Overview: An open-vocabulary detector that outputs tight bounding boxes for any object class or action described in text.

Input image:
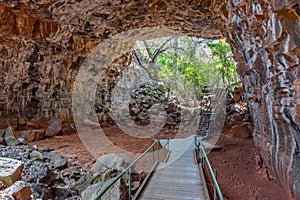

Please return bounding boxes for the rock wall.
[0,0,300,198]
[212,0,300,198]
[0,0,220,123]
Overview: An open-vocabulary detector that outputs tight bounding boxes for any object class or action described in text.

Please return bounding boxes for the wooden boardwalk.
[139,136,209,200]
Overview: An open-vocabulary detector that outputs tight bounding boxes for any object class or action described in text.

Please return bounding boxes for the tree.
[207,39,239,86]
[132,36,239,101]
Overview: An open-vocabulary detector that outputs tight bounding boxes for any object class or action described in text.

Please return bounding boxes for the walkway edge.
[132,161,159,200]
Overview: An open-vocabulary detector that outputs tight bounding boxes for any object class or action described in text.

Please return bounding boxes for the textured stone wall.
[0,0,220,122]
[212,0,300,198]
[0,0,300,198]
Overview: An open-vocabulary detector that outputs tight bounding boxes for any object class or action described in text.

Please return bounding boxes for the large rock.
[4,126,13,139]
[21,130,45,142]
[46,117,62,137]
[81,178,128,200]
[3,181,32,200]
[0,137,5,145]
[0,194,14,200]
[22,160,54,186]
[229,123,253,139]
[29,183,52,200]
[0,158,23,186]
[75,154,132,193]
[25,120,40,129]
[80,181,106,200]
[75,172,94,194]
[5,136,25,146]
[91,154,132,173]
[54,158,68,170]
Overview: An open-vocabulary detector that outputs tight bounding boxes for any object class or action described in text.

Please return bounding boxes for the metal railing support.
[199,145,223,200]
[214,169,217,200]
[152,145,155,166]
[157,144,159,162]
[128,168,131,198]
[93,140,159,200]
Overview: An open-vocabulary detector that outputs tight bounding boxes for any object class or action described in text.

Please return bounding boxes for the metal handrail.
[93,140,159,200]
[199,144,224,200]
[162,138,170,162]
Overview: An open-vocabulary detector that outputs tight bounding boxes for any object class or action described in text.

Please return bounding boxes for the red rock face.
[0,3,58,39]
[0,0,300,198]
[214,0,300,198]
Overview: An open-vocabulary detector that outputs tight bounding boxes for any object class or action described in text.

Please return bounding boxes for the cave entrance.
[109,36,240,140]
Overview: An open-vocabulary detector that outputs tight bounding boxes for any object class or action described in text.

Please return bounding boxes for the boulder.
[3,181,32,200]
[30,183,52,200]
[21,130,45,142]
[52,186,78,199]
[0,150,22,160]
[0,157,23,186]
[0,194,14,200]
[21,131,35,142]
[23,161,54,186]
[5,136,21,146]
[91,154,132,173]
[46,117,62,137]
[76,154,132,196]
[75,171,94,193]
[35,130,45,141]
[4,126,13,139]
[229,123,253,139]
[81,178,128,200]
[61,167,82,181]
[80,181,105,200]
[25,120,40,129]
[0,137,5,145]
[29,151,43,159]
[54,158,68,170]
[38,121,49,129]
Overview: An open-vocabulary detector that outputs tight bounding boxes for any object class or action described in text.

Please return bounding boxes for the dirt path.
[29,126,155,171]
[207,135,289,200]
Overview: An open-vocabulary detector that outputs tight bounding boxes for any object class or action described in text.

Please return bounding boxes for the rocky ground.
[0,127,85,199]
[0,126,145,199]
[0,88,291,199]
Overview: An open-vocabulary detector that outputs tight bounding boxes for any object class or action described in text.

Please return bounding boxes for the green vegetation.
[133,36,239,100]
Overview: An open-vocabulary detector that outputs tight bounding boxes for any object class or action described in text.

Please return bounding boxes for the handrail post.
[152,145,155,166]
[128,167,131,199]
[157,141,159,162]
[214,169,217,200]
[201,146,204,169]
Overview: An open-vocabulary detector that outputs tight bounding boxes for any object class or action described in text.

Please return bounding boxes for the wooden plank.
[133,161,158,200]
